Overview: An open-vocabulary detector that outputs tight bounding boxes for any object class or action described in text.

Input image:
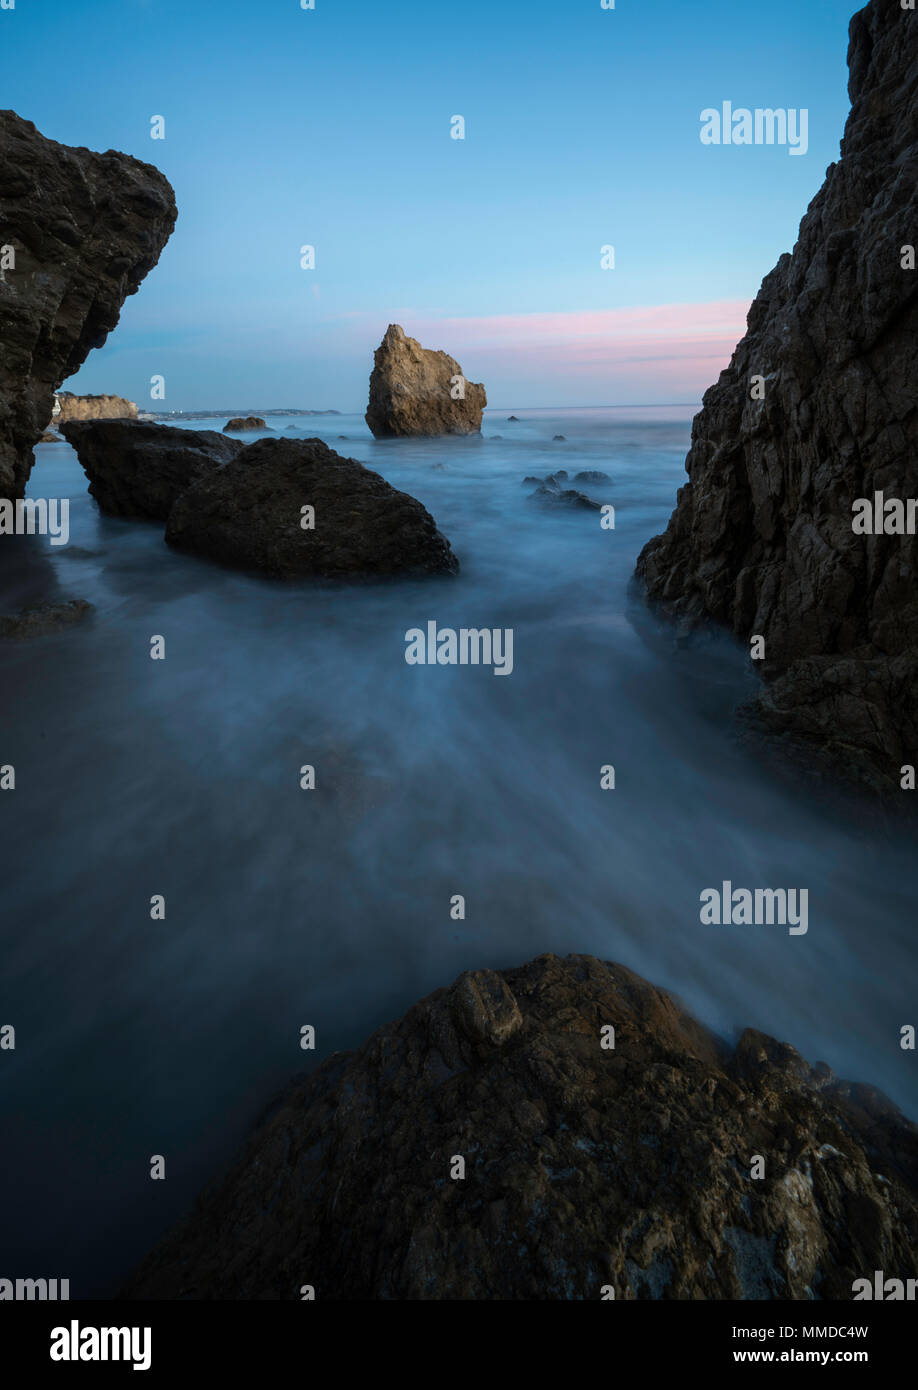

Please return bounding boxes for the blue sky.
[3,0,858,409]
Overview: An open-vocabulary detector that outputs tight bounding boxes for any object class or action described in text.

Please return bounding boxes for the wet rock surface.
[635,0,918,795]
[121,952,918,1300]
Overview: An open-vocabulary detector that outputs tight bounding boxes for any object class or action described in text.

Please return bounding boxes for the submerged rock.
[574,470,610,483]
[61,420,243,520]
[365,324,486,438]
[0,111,176,501]
[39,432,62,444]
[635,0,918,795]
[223,416,267,433]
[165,436,459,579]
[0,598,93,639]
[121,952,918,1300]
[530,485,601,511]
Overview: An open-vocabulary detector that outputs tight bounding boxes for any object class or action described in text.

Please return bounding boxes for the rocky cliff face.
[51,393,137,426]
[122,953,918,1300]
[366,324,486,437]
[636,0,918,795]
[0,111,176,501]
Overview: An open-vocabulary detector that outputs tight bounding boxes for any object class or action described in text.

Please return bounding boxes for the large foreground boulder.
[61,419,242,520]
[0,111,176,501]
[122,952,918,1300]
[635,0,918,795]
[366,323,486,437]
[165,436,459,578]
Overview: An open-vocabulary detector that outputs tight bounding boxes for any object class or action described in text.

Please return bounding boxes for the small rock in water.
[507,415,519,421]
[0,599,93,640]
[530,485,601,511]
[39,431,63,443]
[224,416,268,433]
[548,470,568,482]
[553,434,566,441]
[490,434,503,440]
[573,469,610,483]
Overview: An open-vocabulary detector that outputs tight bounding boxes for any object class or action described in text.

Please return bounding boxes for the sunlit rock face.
[366,323,486,437]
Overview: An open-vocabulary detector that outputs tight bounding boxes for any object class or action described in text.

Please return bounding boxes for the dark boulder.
[120,953,918,1300]
[165,436,459,579]
[61,419,243,520]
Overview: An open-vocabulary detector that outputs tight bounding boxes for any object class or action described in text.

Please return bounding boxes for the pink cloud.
[326,300,752,402]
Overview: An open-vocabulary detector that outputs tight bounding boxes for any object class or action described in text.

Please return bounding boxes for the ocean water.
[1,405,916,1296]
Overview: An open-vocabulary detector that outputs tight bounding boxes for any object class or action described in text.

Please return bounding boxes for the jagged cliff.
[0,111,176,500]
[122,953,918,1300]
[636,0,918,795]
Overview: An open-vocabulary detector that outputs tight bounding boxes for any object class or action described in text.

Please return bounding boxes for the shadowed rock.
[120,952,918,1300]
[635,0,918,795]
[366,324,486,438]
[0,598,93,639]
[0,110,176,501]
[61,419,243,520]
[165,436,459,579]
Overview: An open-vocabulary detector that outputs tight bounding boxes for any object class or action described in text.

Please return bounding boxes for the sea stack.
[636,0,918,796]
[365,323,486,437]
[0,111,177,501]
[121,952,918,1300]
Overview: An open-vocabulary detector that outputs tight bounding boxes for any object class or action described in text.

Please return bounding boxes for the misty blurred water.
[1,406,915,1294]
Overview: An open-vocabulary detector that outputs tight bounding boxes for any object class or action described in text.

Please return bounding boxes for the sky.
[2,0,859,410]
